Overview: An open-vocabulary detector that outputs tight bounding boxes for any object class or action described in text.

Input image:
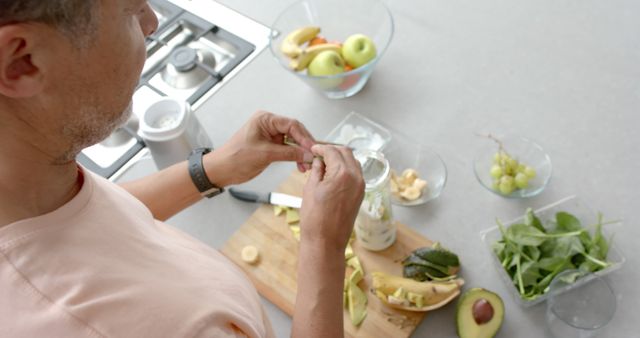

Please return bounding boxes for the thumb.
[307,157,325,185]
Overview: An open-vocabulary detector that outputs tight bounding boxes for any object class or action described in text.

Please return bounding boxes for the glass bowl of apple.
[269,0,394,99]
[473,134,552,198]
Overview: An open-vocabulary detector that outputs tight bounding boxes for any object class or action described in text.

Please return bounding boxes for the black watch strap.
[188,147,224,198]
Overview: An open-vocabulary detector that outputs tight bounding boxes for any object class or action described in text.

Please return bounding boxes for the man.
[0,1,364,337]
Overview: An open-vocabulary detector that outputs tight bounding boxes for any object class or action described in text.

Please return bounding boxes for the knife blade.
[228,188,302,209]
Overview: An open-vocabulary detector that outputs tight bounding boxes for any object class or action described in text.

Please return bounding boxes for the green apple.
[307,50,346,90]
[341,34,377,68]
[307,50,346,76]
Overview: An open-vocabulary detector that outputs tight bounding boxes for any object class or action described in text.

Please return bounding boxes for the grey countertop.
[118,0,639,337]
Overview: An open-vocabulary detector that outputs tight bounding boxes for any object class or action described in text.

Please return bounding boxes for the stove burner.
[161,45,217,90]
[170,46,198,72]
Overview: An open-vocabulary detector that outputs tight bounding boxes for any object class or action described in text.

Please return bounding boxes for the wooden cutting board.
[221,171,436,337]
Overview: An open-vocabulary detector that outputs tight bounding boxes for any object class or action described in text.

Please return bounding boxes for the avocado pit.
[472,298,494,325]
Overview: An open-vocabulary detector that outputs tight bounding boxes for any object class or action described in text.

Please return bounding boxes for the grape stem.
[476,133,507,153]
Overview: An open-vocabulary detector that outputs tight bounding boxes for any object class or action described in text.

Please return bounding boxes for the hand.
[299,145,365,254]
[204,111,316,186]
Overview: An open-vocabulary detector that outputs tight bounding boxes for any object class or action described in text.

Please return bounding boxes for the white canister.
[138,98,212,170]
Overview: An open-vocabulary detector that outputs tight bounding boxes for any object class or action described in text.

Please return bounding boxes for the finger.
[337,147,361,175]
[266,144,314,163]
[267,114,316,150]
[311,144,347,179]
[307,157,325,185]
[288,122,316,150]
[297,162,306,173]
[311,144,346,164]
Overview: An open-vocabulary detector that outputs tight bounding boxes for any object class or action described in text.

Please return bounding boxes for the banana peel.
[280,26,320,58]
[372,271,464,312]
[347,280,367,326]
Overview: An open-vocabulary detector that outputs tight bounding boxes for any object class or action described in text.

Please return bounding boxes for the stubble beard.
[54,101,133,164]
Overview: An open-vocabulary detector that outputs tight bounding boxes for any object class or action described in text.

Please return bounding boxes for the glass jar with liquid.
[354,150,396,251]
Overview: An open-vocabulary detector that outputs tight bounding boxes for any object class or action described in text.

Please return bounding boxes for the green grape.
[491,179,500,190]
[499,175,515,195]
[493,153,501,163]
[490,165,503,178]
[524,166,536,178]
[506,157,518,172]
[517,164,526,173]
[515,172,529,189]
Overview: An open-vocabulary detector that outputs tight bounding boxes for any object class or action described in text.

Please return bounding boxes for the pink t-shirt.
[0,168,274,338]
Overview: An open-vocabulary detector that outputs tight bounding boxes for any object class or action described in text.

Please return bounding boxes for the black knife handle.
[228,188,270,204]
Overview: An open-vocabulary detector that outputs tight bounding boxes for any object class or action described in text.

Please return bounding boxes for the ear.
[0,25,43,98]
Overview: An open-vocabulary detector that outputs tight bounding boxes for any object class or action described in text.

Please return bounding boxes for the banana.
[288,43,342,71]
[280,26,321,58]
[372,271,465,312]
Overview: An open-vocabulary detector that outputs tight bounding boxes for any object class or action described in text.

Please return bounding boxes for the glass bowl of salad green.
[480,195,625,307]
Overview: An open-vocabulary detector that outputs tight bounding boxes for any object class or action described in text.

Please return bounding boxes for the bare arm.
[120,111,315,221]
[118,150,233,221]
[292,146,365,338]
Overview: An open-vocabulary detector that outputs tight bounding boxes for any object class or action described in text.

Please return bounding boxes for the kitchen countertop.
[118,0,640,337]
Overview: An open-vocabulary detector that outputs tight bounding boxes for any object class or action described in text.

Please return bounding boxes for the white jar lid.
[138,98,191,142]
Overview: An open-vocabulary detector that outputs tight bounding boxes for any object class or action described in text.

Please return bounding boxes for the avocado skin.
[402,247,461,281]
[413,247,460,267]
[456,288,505,338]
[403,264,448,281]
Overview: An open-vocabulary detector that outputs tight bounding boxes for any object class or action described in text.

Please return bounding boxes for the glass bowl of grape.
[473,134,552,198]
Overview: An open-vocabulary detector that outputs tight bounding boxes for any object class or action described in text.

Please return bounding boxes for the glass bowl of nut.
[383,133,447,206]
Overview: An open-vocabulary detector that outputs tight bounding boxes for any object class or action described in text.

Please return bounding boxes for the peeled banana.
[280,26,321,58]
[372,271,464,312]
[289,43,341,71]
[241,245,260,265]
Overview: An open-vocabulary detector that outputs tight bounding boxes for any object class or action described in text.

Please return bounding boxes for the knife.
[228,188,303,209]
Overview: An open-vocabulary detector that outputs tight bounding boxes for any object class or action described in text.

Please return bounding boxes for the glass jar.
[354,150,396,251]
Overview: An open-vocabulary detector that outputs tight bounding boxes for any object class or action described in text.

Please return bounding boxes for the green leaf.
[537,258,572,291]
[523,245,541,262]
[552,236,584,257]
[524,208,545,233]
[556,211,592,247]
[493,241,506,257]
[558,270,584,284]
[593,213,610,259]
[556,212,582,231]
[539,238,557,258]
[520,261,542,287]
[506,224,548,246]
[536,257,567,273]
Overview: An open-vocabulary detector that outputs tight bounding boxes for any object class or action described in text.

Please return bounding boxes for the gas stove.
[78,0,271,179]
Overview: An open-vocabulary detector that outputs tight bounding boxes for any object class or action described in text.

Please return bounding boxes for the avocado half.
[456,288,504,338]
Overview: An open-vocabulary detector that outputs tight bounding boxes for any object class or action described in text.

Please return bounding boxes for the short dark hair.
[0,0,98,42]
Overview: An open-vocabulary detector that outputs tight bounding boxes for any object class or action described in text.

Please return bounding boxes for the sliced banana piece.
[390,167,428,201]
[413,178,428,191]
[402,169,419,185]
[400,186,421,200]
[241,245,260,265]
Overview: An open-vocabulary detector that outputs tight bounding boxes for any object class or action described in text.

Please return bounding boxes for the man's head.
[0,0,158,163]
[0,1,98,44]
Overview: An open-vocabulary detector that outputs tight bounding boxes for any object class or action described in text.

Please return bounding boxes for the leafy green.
[493,209,615,301]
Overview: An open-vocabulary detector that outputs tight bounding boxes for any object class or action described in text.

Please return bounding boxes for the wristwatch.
[188,147,225,198]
